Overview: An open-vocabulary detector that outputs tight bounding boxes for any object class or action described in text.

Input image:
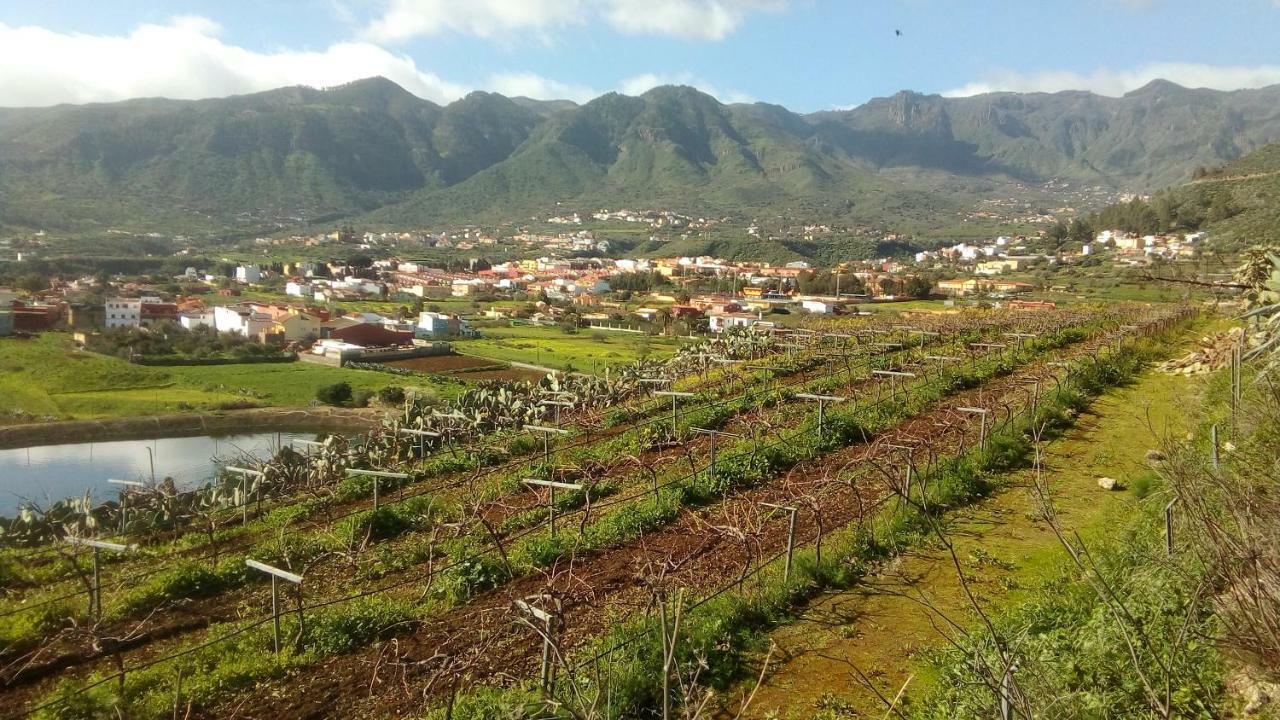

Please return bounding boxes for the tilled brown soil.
[0,343,915,710]
[194,327,1142,720]
[0,338,930,705]
[3,310,1160,718]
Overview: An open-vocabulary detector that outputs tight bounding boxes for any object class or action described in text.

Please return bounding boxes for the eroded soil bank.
[0,406,383,450]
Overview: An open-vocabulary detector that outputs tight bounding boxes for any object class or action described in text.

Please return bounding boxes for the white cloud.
[363,0,785,42]
[364,0,586,42]
[604,0,786,41]
[0,16,759,109]
[620,72,755,103]
[943,62,1280,98]
[0,16,470,107]
[486,72,598,103]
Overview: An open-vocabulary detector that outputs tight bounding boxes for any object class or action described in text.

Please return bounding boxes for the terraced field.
[0,305,1194,719]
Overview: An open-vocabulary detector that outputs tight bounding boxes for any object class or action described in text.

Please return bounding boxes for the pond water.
[0,433,316,516]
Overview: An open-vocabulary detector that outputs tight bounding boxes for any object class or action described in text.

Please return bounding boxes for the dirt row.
[0,310,1149,717]
[0,334,940,697]
[198,320,1161,720]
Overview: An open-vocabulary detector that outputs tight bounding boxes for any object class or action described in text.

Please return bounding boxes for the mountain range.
[3,76,1280,236]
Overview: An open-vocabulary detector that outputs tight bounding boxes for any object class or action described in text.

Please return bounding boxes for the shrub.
[301,598,418,656]
[351,388,374,408]
[315,381,353,406]
[376,385,405,405]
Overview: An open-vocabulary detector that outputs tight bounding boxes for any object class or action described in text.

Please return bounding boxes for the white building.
[213,305,273,337]
[285,280,313,297]
[179,310,214,330]
[708,312,767,333]
[105,298,142,328]
[236,265,262,284]
[801,299,833,315]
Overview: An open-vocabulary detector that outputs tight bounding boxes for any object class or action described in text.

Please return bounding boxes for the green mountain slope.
[1180,141,1280,246]
[0,78,541,232]
[3,77,1280,235]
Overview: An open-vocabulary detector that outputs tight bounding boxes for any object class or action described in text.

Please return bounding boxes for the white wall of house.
[105,298,142,328]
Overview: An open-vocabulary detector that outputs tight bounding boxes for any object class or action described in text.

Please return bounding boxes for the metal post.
[516,600,555,693]
[1211,424,1220,471]
[523,479,583,537]
[226,466,264,524]
[885,444,915,500]
[1165,498,1177,556]
[760,502,798,581]
[796,393,847,440]
[691,427,742,488]
[92,548,101,618]
[107,478,144,534]
[1000,663,1017,720]
[526,425,569,468]
[958,407,990,451]
[654,392,694,435]
[344,469,410,513]
[246,559,303,655]
[66,537,135,620]
[271,575,280,654]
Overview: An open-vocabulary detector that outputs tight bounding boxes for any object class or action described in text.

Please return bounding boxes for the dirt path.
[731,367,1205,719]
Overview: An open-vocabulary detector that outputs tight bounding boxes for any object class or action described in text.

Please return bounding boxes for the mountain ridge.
[3,76,1280,235]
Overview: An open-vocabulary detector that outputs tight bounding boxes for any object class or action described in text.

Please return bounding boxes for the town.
[0,218,1208,363]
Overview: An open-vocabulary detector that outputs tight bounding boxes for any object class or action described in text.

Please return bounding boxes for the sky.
[1,0,1279,111]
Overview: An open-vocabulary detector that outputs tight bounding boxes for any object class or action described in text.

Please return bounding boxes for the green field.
[454,324,685,371]
[0,334,454,422]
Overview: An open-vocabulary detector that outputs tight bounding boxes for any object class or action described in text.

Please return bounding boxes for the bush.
[315,382,353,406]
[351,388,374,408]
[377,386,405,405]
[301,598,418,656]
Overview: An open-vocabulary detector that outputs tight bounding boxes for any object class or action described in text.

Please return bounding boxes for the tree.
[905,276,933,298]
[1068,218,1093,245]
[16,273,46,293]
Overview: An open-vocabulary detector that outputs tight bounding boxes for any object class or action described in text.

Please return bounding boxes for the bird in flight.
[895,29,903,36]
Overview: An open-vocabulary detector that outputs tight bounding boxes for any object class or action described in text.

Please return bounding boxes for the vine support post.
[1000,662,1019,720]
[760,502,799,581]
[1165,497,1179,556]
[795,393,847,441]
[1047,361,1070,392]
[523,479,582,537]
[654,391,694,435]
[885,444,917,502]
[65,538,135,620]
[692,427,743,490]
[1211,423,1220,471]
[399,428,440,460]
[872,369,916,403]
[525,424,569,469]
[246,559,303,654]
[958,407,990,452]
[107,478,145,535]
[516,599,557,693]
[345,469,410,512]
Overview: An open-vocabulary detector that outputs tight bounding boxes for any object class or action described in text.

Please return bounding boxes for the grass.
[739,363,1208,717]
[0,334,455,422]
[453,324,685,371]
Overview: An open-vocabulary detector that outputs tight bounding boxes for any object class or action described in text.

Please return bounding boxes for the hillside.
[3,78,1280,235]
[1182,141,1280,246]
